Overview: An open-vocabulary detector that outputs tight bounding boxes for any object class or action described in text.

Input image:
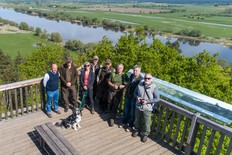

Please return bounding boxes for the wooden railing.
[0,78,45,121]
[152,99,232,155]
[0,78,232,154]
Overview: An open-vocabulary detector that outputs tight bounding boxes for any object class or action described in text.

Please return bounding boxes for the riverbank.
[162,33,232,47]
[0,24,29,34]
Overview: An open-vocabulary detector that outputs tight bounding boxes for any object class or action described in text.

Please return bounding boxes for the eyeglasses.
[144,77,151,80]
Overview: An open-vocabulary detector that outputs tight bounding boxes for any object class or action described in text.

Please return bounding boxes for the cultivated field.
[80,7,171,14]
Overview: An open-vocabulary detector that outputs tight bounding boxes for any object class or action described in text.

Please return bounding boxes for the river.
[1,8,232,62]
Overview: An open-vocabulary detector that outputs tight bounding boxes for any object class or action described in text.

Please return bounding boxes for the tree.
[14,52,25,81]
[35,27,42,36]
[19,45,65,79]
[87,36,115,66]
[50,32,62,43]
[65,40,84,52]
[19,22,29,30]
[0,49,17,84]
[40,29,48,39]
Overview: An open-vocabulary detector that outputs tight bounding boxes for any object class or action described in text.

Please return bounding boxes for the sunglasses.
[85,65,90,67]
[105,63,110,65]
[144,77,151,80]
[93,59,98,60]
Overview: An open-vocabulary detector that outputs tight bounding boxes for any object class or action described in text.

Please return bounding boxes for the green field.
[0,33,52,58]
[30,3,232,39]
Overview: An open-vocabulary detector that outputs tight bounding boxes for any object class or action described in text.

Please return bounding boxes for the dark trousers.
[80,89,94,109]
[123,96,136,127]
[62,85,78,109]
[108,91,123,119]
[93,81,97,100]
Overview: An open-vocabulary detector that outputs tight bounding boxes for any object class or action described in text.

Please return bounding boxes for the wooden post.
[40,79,45,110]
[185,112,200,155]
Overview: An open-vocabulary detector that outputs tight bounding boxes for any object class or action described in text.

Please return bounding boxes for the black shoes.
[64,108,68,113]
[132,131,139,137]
[55,110,61,114]
[132,132,148,142]
[141,136,148,143]
[47,113,52,118]
[90,108,95,114]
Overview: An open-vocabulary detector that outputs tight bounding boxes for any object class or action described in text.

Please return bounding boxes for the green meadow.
[34,3,232,39]
[0,33,52,58]
[66,10,232,39]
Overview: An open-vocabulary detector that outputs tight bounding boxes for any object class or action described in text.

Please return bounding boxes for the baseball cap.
[65,57,72,63]
[105,59,111,64]
[93,55,99,60]
[84,61,91,66]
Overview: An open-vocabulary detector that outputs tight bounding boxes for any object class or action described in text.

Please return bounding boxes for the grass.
[65,10,232,38]
[0,33,52,58]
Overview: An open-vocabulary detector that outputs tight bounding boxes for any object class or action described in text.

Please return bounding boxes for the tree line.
[1,31,232,105]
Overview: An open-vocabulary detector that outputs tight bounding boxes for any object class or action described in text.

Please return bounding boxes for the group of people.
[43,56,160,143]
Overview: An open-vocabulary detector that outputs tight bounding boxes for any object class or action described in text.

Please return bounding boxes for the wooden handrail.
[0,78,42,91]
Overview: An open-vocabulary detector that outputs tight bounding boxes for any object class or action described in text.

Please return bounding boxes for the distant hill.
[78,0,231,4]
[2,0,231,4]
[136,0,231,3]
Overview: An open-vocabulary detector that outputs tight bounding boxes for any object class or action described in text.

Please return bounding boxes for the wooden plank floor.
[0,106,179,155]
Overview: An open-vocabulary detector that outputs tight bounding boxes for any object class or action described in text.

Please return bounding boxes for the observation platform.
[0,106,178,155]
[1,77,232,155]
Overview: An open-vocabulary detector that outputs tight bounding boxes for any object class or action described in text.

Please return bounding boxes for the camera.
[139,98,144,104]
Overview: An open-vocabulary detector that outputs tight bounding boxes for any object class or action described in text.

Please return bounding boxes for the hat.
[93,55,99,60]
[105,59,111,64]
[84,61,90,66]
[65,57,72,63]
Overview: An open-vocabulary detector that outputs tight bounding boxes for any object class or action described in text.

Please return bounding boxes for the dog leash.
[78,90,88,113]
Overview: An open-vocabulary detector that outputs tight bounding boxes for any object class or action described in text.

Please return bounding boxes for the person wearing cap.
[80,61,95,114]
[59,56,78,112]
[96,59,115,113]
[90,56,102,101]
[107,63,129,127]
[132,73,160,143]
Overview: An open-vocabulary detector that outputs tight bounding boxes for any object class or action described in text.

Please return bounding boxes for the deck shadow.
[27,130,48,155]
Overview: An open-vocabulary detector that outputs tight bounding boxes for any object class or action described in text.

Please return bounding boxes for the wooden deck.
[0,106,179,155]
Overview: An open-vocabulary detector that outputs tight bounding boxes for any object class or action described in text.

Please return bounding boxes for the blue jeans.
[46,90,59,114]
[123,96,136,127]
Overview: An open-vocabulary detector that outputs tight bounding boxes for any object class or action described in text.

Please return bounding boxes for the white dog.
[54,110,81,131]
